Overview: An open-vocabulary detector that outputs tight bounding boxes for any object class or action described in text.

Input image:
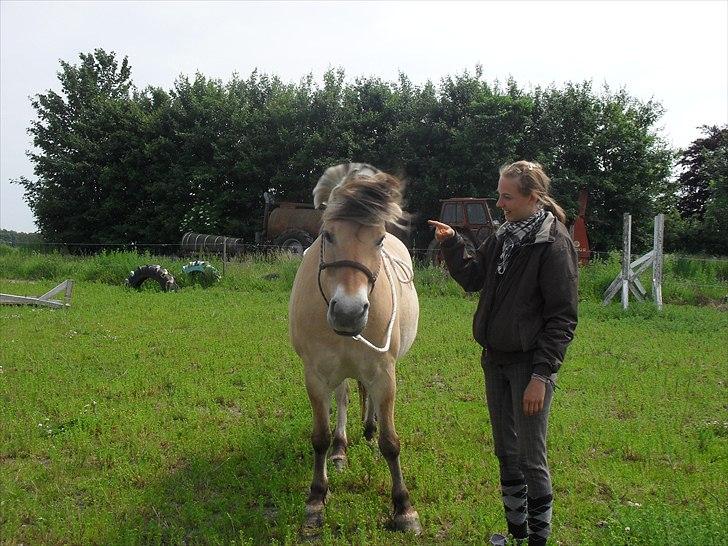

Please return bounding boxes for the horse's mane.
[314,163,405,228]
[313,163,381,209]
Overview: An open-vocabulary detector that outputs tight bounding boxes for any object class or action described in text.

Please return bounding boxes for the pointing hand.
[428,220,455,242]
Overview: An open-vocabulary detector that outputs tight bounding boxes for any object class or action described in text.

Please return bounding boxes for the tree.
[677,125,727,219]
[16,51,677,252]
[0,229,44,246]
[15,49,145,245]
[674,125,728,254]
[524,84,675,252]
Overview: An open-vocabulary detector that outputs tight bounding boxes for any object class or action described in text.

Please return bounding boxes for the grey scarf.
[496,209,546,275]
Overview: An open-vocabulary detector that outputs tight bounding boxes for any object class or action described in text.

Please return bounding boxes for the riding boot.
[501,478,528,541]
[527,493,553,546]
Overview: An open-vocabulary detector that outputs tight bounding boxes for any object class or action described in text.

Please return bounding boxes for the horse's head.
[317,169,405,336]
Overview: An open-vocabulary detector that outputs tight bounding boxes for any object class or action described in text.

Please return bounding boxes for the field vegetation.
[1,249,726,544]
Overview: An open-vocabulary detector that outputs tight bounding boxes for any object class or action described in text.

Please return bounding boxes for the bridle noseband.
[317,235,382,307]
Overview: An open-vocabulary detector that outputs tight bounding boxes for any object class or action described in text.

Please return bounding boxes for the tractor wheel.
[273,229,314,255]
[126,265,179,292]
[182,260,221,286]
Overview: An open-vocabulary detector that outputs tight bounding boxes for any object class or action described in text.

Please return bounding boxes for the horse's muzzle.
[327,297,369,336]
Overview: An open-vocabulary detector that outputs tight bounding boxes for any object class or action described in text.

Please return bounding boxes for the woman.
[428,161,578,546]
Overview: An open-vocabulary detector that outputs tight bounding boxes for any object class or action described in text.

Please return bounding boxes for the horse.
[288,163,421,535]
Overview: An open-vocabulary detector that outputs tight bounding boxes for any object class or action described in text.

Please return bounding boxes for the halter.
[317,235,382,307]
[317,234,412,353]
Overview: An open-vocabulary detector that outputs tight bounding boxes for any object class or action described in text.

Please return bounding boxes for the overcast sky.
[1,0,726,232]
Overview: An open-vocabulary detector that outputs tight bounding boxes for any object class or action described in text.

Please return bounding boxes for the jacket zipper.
[490,230,552,318]
[491,246,529,317]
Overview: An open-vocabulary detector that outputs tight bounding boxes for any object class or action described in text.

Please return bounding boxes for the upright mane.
[313,163,381,209]
[322,169,404,228]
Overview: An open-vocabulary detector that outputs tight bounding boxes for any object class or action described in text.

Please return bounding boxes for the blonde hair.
[323,171,404,228]
[499,160,566,224]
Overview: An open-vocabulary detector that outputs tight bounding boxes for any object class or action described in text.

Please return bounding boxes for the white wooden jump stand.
[603,213,664,310]
[0,280,74,309]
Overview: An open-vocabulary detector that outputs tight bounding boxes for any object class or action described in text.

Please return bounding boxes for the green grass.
[1,254,727,545]
[1,244,726,305]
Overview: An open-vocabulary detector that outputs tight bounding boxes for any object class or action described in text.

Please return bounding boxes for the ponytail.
[539,195,566,224]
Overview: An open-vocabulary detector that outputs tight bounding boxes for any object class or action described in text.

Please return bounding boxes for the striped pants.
[482,351,555,544]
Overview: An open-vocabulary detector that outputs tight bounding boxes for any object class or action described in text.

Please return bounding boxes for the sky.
[1,0,726,233]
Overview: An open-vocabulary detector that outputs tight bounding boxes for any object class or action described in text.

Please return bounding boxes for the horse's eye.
[324,231,333,243]
[376,236,385,247]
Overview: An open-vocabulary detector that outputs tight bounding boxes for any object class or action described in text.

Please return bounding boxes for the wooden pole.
[621,213,631,310]
[652,213,664,310]
[64,279,74,306]
[222,238,227,277]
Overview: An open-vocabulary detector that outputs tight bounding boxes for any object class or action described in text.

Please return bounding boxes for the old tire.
[182,260,220,286]
[273,229,314,255]
[126,265,179,292]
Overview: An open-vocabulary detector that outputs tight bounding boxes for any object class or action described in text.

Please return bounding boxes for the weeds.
[1,245,726,305]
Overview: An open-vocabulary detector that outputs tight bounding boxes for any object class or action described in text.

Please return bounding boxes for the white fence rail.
[603,213,664,310]
[0,280,74,309]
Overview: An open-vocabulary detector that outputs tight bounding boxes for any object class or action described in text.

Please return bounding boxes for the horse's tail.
[313,162,381,209]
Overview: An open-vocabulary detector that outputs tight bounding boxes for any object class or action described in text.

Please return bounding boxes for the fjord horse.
[289,164,421,534]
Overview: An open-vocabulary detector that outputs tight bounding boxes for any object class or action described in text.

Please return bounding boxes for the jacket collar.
[517,211,555,247]
[534,211,555,243]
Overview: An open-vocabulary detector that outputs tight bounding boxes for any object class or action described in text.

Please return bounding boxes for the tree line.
[14,49,726,254]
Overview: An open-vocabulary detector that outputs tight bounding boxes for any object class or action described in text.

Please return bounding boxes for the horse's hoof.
[392,510,422,535]
[301,502,324,538]
[300,521,322,542]
[304,510,324,527]
[331,455,347,471]
[363,425,377,441]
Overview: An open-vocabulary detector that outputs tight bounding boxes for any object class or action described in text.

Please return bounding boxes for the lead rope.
[386,252,415,284]
[351,249,412,353]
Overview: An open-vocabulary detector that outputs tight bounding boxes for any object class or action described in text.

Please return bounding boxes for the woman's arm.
[532,233,579,377]
[428,220,489,293]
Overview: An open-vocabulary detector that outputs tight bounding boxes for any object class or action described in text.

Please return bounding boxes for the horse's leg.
[370,372,422,534]
[358,380,377,441]
[303,372,332,531]
[331,380,348,470]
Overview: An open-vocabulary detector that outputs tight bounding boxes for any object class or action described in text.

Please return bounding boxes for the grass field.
[1,251,727,545]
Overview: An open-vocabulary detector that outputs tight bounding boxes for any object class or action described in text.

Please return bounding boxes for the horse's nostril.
[362,303,369,314]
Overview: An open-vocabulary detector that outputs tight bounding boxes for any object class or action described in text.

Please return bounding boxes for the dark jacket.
[440,212,578,376]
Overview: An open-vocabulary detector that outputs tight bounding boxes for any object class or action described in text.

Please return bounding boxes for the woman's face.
[496,176,538,222]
